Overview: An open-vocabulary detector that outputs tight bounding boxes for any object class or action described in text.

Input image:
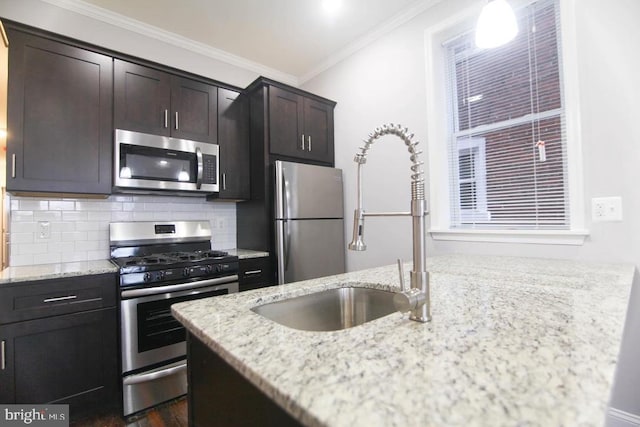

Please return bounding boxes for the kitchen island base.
[187,333,302,427]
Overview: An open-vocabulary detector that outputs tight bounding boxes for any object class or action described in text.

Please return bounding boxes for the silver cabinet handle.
[244,269,262,276]
[11,154,16,178]
[308,135,312,151]
[175,111,179,130]
[164,109,169,128]
[222,173,227,191]
[1,340,5,370]
[43,295,77,303]
[301,134,305,151]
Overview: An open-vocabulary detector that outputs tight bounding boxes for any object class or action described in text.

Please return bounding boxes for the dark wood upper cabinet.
[212,88,250,201]
[302,97,334,163]
[6,28,113,195]
[268,86,304,159]
[114,59,218,144]
[171,76,218,143]
[267,85,334,164]
[114,60,171,136]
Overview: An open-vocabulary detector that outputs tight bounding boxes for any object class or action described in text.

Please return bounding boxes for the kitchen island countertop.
[172,254,635,426]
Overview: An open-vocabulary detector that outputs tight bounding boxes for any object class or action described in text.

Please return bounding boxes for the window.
[425,0,586,244]
[455,138,490,223]
[445,0,568,230]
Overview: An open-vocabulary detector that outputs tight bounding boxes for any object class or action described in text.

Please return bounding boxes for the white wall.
[303,0,640,272]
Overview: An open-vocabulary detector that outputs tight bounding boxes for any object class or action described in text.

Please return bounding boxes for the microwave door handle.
[196,147,203,189]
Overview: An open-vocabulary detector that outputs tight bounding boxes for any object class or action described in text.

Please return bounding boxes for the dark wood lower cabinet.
[239,256,274,292]
[0,273,119,420]
[0,307,118,419]
[187,333,301,427]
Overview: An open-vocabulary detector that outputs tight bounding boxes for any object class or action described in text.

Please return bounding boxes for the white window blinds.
[444,0,569,230]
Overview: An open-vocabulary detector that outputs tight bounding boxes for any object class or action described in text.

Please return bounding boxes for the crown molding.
[39,0,299,86]
[299,0,443,84]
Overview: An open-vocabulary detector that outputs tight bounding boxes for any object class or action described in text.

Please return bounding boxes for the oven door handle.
[121,275,239,299]
[123,362,187,386]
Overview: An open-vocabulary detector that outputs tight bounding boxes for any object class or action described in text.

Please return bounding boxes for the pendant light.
[475,0,519,48]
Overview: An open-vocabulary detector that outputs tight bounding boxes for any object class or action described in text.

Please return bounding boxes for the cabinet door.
[303,98,334,164]
[239,256,273,291]
[268,86,305,158]
[216,88,249,200]
[0,308,118,416]
[6,30,113,195]
[171,76,218,144]
[114,59,171,136]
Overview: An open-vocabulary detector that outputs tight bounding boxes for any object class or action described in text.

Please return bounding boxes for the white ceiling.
[50,0,440,84]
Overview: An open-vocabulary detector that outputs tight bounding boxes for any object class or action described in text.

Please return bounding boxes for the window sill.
[429,228,589,245]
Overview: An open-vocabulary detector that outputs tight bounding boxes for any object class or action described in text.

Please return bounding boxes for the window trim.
[424,0,587,245]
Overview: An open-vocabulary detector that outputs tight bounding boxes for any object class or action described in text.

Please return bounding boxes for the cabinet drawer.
[239,257,273,291]
[0,274,117,324]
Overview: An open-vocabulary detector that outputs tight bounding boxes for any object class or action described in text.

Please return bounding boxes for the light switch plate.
[592,197,623,222]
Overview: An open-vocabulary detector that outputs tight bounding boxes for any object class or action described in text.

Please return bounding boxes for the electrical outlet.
[592,197,623,222]
[38,221,51,239]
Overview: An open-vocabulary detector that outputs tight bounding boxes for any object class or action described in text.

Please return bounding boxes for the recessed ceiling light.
[322,0,343,14]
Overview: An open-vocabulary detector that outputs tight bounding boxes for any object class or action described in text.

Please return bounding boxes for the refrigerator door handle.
[275,220,291,285]
[275,161,288,219]
[284,220,291,279]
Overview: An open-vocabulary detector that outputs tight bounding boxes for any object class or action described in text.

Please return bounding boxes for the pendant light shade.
[475,0,519,48]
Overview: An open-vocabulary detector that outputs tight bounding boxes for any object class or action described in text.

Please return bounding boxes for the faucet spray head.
[348,209,367,251]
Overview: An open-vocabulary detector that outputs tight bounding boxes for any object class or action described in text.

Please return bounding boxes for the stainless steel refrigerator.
[274,160,346,284]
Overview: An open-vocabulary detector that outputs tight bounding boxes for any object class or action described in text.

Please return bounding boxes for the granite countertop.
[229,248,270,259]
[0,260,118,285]
[172,254,636,427]
[0,248,268,285]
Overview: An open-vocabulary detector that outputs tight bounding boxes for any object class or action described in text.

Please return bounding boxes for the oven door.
[120,277,238,374]
[114,128,219,193]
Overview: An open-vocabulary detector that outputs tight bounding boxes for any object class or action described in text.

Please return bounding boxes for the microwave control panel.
[202,154,217,184]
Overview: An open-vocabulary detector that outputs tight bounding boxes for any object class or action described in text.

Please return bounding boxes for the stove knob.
[205,265,213,274]
[215,264,223,273]
[143,272,153,283]
[183,267,191,277]
[156,271,165,281]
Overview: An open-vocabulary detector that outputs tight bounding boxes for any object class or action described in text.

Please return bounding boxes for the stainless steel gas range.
[109,221,239,416]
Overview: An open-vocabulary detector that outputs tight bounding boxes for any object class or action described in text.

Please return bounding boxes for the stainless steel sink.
[251,286,396,331]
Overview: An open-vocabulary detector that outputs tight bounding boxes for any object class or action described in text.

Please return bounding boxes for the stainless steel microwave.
[114,129,219,195]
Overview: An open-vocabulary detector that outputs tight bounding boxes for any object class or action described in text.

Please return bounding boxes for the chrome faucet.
[348,123,431,322]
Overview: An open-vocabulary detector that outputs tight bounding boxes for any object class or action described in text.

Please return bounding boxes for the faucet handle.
[397,259,406,292]
[394,288,427,313]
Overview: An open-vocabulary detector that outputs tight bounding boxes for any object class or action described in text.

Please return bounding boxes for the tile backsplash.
[8,194,237,267]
